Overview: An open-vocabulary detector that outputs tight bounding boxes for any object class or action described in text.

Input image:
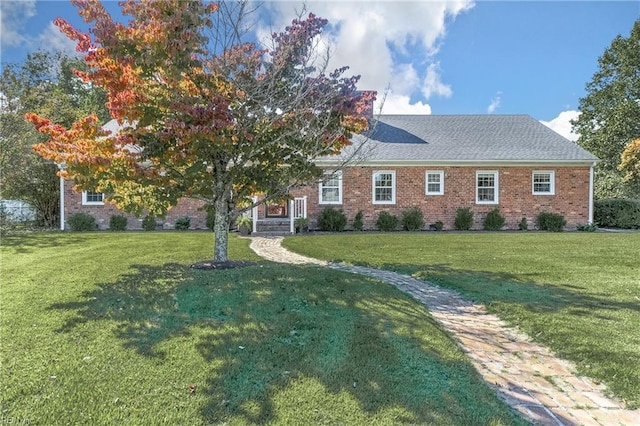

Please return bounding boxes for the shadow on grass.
[0,232,93,254]
[49,262,525,425]
[375,262,640,316]
[368,262,640,408]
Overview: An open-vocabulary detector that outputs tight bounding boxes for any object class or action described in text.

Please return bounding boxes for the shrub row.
[594,199,640,229]
[67,207,574,233]
[66,213,192,232]
[316,207,568,232]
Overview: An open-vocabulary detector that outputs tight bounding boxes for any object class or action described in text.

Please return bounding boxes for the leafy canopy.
[26,0,374,261]
[1,51,109,227]
[572,19,640,198]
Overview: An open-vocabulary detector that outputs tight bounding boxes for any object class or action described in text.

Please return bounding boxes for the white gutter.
[315,159,598,167]
[589,162,595,224]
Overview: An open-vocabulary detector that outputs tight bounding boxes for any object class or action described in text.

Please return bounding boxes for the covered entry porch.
[246,196,307,235]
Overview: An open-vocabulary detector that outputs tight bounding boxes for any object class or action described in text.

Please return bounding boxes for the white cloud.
[0,0,36,48]
[422,62,453,99]
[37,22,78,55]
[258,1,474,114]
[377,92,432,115]
[390,64,420,95]
[1,1,78,57]
[540,110,580,141]
[487,91,502,114]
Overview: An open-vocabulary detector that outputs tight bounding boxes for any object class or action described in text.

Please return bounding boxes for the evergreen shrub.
[317,207,347,232]
[376,211,398,232]
[68,213,97,232]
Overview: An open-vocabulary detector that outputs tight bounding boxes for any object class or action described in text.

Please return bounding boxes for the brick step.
[255,220,291,233]
[257,225,291,232]
[251,231,292,237]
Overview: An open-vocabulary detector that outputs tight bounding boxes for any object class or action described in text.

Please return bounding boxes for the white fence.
[0,200,35,221]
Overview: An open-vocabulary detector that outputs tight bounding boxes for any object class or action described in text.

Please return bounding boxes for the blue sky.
[1,1,639,140]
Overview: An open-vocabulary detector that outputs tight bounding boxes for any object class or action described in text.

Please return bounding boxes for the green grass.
[0,233,524,425]
[283,232,640,408]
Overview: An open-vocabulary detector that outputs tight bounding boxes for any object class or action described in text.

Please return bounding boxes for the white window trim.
[425,171,444,195]
[476,171,499,205]
[82,191,104,206]
[319,170,343,204]
[532,171,555,195]
[372,170,396,205]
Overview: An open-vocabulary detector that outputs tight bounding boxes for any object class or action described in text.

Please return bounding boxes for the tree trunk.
[213,192,231,262]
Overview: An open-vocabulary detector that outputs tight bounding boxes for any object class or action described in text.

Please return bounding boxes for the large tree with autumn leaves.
[27,0,374,261]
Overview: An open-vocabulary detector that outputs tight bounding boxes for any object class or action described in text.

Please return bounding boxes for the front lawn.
[0,233,523,425]
[283,232,640,408]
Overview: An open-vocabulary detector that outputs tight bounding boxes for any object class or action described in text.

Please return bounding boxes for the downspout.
[58,163,66,231]
[252,196,258,234]
[289,199,295,234]
[588,162,595,224]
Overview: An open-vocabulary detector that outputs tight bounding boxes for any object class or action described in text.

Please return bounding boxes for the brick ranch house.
[60,114,598,231]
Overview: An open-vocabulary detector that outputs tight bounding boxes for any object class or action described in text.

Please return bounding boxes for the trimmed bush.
[68,213,97,232]
[454,207,473,231]
[518,217,528,231]
[175,216,190,231]
[576,223,598,232]
[431,221,444,231]
[594,199,640,229]
[401,207,425,231]
[376,211,398,232]
[536,212,566,232]
[109,215,128,231]
[483,208,505,231]
[142,214,158,231]
[317,207,347,232]
[352,210,364,231]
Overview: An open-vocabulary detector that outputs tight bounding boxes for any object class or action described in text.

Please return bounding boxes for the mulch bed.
[190,260,257,270]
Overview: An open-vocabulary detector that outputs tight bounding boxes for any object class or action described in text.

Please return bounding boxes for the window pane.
[322,188,339,202]
[427,183,440,193]
[325,176,339,187]
[477,175,494,187]
[376,187,392,201]
[375,173,392,187]
[478,188,495,201]
[86,192,103,203]
[534,183,550,192]
[320,172,341,203]
[426,172,442,194]
[533,173,552,193]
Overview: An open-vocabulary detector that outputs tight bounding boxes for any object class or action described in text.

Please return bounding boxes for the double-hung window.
[319,171,342,204]
[476,171,498,204]
[372,171,395,204]
[532,171,555,195]
[82,191,104,205]
[425,171,444,195]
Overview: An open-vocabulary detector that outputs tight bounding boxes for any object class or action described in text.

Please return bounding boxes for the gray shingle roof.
[322,115,597,164]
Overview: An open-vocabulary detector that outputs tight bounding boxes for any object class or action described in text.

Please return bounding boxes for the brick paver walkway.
[249,236,637,426]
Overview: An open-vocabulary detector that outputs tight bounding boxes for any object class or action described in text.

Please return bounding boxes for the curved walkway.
[250,236,637,426]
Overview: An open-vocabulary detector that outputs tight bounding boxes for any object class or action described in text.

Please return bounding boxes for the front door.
[265,202,288,218]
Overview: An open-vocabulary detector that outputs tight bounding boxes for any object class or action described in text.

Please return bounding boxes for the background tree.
[0,51,109,227]
[27,0,373,261]
[620,137,640,183]
[572,19,640,199]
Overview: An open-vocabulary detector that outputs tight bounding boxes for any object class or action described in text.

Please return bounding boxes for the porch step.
[256,220,291,233]
[251,231,292,237]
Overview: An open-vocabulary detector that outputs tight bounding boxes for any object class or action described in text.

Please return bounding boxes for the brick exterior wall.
[290,165,592,230]
[63,181,208,230]
[64,164,592,231]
